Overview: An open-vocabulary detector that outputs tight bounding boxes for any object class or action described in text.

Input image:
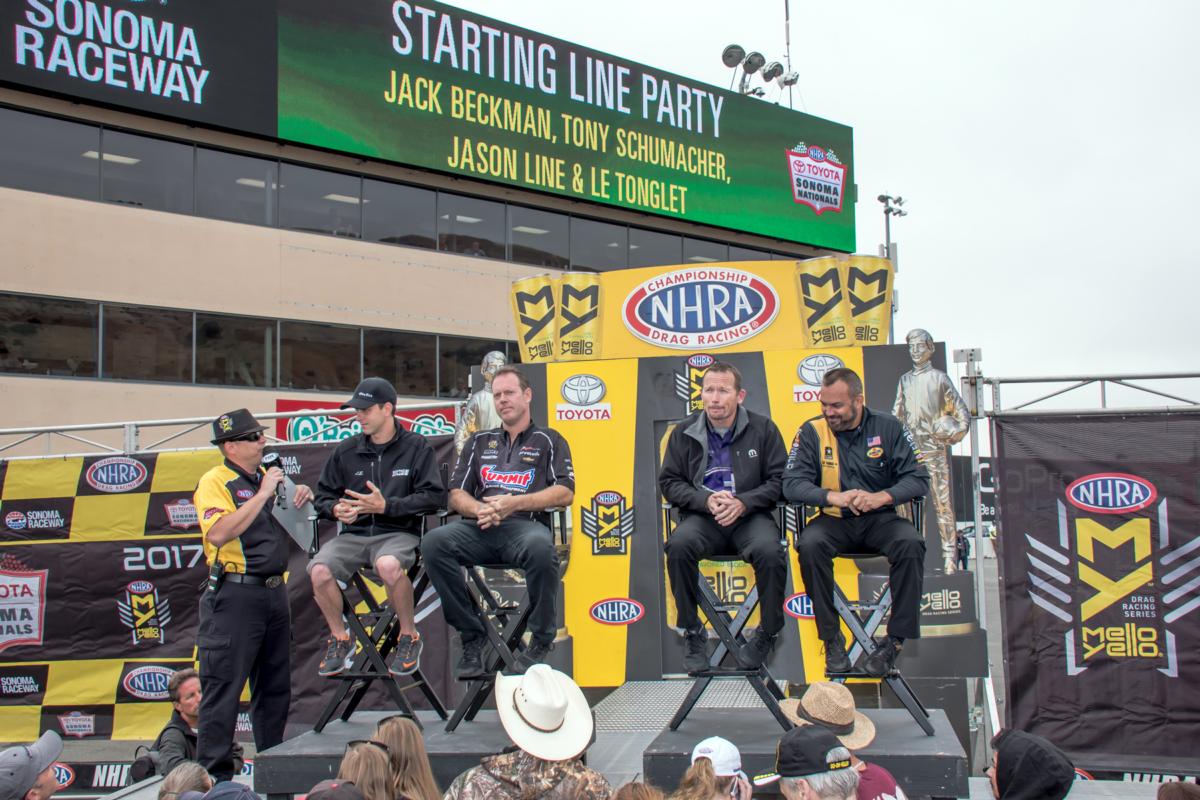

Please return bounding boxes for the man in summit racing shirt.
[423,366,575,679]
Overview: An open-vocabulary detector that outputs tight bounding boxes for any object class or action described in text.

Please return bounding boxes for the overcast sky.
[450,0,1200,411]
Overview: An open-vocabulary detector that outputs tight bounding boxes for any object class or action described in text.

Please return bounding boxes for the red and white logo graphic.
[623,268,779,350]
[58,710,96,738]
[479,466,535,491]
[163,499,199,530]
[0,563,48,653]
[1066,473,1157,515]
[85,457,148,493]
[786,143,846,215]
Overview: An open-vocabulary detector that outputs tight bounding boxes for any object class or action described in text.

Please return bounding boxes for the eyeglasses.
[346,739,390,754]
[231,432,264,443]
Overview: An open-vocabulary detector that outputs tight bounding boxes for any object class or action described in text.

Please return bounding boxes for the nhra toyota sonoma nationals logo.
[623,268,779,349]
[580,491,635,556]
[675,354,713,414]
[794,353,843,403]
[557,375,611,421]
[85,457,148,493]
[117,580,172,645]
[786,143,846,215]
[0,558,48,653]
[589,598,644,625]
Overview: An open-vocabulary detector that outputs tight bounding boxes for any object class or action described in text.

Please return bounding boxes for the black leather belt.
[224,573,284,588]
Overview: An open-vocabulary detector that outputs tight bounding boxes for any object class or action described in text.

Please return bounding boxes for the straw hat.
[494,664,593,762]
[780,682,876,750]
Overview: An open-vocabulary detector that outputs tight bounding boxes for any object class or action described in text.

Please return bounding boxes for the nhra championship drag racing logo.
[0,558,48,653]
[785,143,846,215]
[674,353,713,414]
[581,491,635,556]
[784,593,814,619]
[794,353,843,403]
[557,374,612,421]
[121,665,174,701]
[1025,473,1194,676]
[85,456,148,493]
[117,580,172,645]
[623,268,779,349]
[52,764,74,790]
[589,597,644,625]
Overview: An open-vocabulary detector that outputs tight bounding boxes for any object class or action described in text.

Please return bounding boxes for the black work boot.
[455,636,487,680]
[863,636,902,678]
[737,629,777,669]
[683,628,709,673]
[824,636,852,674]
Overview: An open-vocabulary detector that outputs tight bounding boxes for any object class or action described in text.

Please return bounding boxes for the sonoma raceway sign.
[622,267,780,349]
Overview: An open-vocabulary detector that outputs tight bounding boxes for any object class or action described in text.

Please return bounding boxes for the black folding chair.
[661,503,793,731]
[444,507,570,732]
[308,515,448,733]
[791,499,934,735]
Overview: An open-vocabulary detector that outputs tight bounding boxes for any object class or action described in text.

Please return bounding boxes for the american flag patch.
[868,435,881,446]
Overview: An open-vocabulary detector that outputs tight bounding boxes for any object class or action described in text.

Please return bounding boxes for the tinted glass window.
[0,109,99,200]
[279,164,362,238]
[629,227,682,268]
[100,131,193,214]
[364,329,437,397]
[438,193,504,258]
[570,218,627,271]
[729,245,773,261]
[280,321,360,391]
[439,335,505,398]
[102,305,192,382]
[683,237,728,264]
[196,149,278,226]
[362,179,436,249]
[508,206,568,269]
[196,314,276,388]
[0,294,97,377]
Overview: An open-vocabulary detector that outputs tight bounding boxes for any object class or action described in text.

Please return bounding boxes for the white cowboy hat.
[494,665,593,762]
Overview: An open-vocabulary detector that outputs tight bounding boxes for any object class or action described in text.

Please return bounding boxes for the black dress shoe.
[863,637,901,678]
[824,637,852,674]
[683,629,709,672]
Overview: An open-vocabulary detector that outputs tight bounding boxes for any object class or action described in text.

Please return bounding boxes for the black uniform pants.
[196,581,291,781]
[797,510,925,642]
[422,517,559,645]
[665,511,788,636]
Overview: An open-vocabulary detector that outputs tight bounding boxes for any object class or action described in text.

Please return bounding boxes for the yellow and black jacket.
[194,459,289,575]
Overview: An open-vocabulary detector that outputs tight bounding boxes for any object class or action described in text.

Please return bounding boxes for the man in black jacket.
[145,668,242,779]
[659,361,789,672]
[309,378,446,678]
[782,367,929,678]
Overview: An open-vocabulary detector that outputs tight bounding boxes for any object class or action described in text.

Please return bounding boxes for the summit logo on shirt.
[480,466,535,491]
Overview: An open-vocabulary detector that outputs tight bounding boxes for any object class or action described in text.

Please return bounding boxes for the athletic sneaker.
[456,637,487,680]
[389,633,423,676]
[506,639,554,675]
[318,635,355,677]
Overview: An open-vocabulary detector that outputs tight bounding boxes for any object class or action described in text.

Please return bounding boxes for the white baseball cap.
[691,737,745,779]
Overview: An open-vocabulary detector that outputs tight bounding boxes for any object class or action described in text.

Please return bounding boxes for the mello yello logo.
[623,268,779,349]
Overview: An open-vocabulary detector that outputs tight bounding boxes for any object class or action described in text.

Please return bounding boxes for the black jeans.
[422,516,559,645]
[797,510,926,641]
[195,581,290,781]
[665,511,787,636]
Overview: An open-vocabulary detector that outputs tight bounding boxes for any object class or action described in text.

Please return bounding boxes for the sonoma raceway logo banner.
[993,411,1200,765]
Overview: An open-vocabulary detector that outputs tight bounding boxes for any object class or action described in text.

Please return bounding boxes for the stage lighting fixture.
[743,51,766,74]
[762,61,784,82]
[722,44,746,68]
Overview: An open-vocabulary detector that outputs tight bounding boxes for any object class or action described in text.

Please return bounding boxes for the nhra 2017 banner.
[993,411,1200,768]
[511,257,894,363]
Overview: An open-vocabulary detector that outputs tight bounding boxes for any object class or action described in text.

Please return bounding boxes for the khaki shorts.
[308,531,420,583]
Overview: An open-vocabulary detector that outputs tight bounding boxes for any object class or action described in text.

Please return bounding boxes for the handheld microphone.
[261,452,286,508]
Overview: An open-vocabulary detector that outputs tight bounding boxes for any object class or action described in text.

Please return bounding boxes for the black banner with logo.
[993,410,1200,769]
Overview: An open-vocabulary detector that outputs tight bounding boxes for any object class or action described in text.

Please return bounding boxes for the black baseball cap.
[306,779,366,800]
[753,726,852,785]
[211,408,268,445]
[341,378,398,410]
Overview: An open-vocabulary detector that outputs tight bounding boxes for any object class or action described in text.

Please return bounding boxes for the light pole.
[878,193,907,343]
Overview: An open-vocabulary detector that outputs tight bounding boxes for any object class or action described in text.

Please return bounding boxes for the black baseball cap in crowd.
[211,409,269,445]
[341,378,398,410]
[753,725,852,786]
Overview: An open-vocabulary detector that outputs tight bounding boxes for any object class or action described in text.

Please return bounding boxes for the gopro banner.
[511,258,893,363]
[993,411,1200,768]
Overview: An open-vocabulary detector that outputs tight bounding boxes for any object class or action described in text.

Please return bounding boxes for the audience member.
[308,779,367,800]
[754,726,859,800]
[1158,783,1200,800]
[374,715,440,800]
[0,732,64,800]
[200,782,258,800]
[443,665,610,800]
[157,762,213,800]
[987,729,1074,800]
[670,737,750,800]
[781,682,906,800]
[339,742,395,800]
[611,783,664,800]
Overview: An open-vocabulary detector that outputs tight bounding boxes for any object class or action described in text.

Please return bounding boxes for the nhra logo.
[580,491,634,556]
[480,466,535,491]
[117,580,172,645]
[589,597,644,625]
[0,564,48,653]
[85,457,148,493]
[786,143,846,215]
[53,764,75,789]
[58,710,96,738]
[783,593,814,619]
[163,499,199,530]
[794,353,843,403]
[623,268,779,350]
[4,511,26,531]
[556,375,612,421]
[674,354,714,414]
[1066,473,1157,515]
[122,665,174,700]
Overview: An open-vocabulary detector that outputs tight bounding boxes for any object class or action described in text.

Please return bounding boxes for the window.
[683,237,728,264]
[196,149,278,227]
[102,305,192,382]
[729,245,773,261]
[438,193,504,258]
[629,227,682,268]
[280,321,360,391]
[362,179,436,249]
[100,131,194,214]
[0,294,97,377]
[364,329,437,397]
[0,108,100,200]
[439,335,506,398]
[196,313,276,388]
[570,218,627,271]
[508,206,568,269]
[279,164,362,238]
